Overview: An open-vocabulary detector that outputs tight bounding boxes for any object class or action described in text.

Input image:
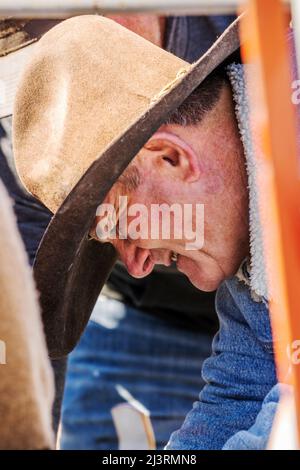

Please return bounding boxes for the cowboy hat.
[12,14,241,358]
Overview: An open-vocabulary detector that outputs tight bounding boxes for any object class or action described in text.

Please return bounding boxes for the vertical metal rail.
[240,0,300,445]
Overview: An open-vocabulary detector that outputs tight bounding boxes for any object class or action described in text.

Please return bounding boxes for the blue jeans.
[60,297,213,450]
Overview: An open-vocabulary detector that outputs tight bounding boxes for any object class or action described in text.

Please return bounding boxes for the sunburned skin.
[92,84,250,292]
[107,14,165,47]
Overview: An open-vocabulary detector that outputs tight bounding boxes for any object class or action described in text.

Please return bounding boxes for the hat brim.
[34,16,242,358]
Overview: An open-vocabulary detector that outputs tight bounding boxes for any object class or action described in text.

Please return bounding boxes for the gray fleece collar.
[227,63,269,302]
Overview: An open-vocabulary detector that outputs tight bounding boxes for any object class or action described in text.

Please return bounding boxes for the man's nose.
[119,244,155,278]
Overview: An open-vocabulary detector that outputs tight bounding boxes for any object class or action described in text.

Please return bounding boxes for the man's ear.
[144,131,201,183]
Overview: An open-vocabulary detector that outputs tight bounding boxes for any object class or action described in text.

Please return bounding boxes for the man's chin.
[188,275,221,292]
[177,255,224,292]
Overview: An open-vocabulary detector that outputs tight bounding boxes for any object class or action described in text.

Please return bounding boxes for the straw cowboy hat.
[0,179,54,449]
[12,15,242,358]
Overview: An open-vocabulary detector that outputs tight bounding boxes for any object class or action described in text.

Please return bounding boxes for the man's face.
[93,84,249,291]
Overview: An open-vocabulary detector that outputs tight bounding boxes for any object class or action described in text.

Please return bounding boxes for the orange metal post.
[240,0,300,443]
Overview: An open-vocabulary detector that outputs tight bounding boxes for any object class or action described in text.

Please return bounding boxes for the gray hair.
[165,68,228,127]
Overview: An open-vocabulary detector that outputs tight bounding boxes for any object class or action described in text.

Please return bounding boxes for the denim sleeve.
[223,384,282,450]
[166,278,277,450]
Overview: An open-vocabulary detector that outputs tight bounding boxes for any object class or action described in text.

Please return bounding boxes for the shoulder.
[216,277,273,348]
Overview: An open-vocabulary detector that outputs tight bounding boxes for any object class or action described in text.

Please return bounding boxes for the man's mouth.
[149,250,179,267]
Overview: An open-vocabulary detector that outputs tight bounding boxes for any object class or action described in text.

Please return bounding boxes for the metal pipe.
[241,0,300,445]
[0,0,243,18]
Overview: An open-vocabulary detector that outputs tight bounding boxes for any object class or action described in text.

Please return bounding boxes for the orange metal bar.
[240,0,300,444]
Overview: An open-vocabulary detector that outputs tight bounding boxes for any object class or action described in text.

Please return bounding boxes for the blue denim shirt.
[223,383,281,450]
[166,277,278,450]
